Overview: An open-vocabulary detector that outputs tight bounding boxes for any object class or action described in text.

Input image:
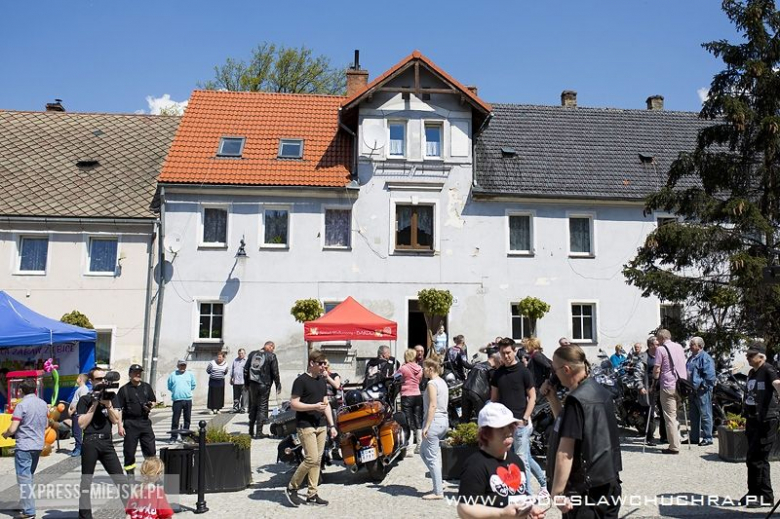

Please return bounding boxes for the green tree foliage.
[417,289,454,350]
[202,43,346,95]
[516,297,551,337]
[60,310,94,329]
[290,299,324,323]
[623,0,780,353]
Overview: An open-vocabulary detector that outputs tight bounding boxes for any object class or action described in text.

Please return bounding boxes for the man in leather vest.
[461,353,500,422]
[541,345,622,518]
[244,341,281,439]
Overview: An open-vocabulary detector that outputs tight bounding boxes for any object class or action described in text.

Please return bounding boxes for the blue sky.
[0,0,738,114]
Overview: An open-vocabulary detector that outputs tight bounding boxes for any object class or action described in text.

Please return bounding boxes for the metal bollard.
[194,420,209,514]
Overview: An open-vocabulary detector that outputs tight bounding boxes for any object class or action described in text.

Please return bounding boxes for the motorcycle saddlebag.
[379,422,401,456]
[269,410,297,438]
[340,436,356,466]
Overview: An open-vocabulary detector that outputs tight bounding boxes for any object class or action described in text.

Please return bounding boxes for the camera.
[91,370,121,401]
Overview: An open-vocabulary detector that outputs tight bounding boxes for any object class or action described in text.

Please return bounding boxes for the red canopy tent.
[304,297,397,342]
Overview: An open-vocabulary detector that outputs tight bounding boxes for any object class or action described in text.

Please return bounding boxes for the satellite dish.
[164,234,182,254]
[363,125,386,150]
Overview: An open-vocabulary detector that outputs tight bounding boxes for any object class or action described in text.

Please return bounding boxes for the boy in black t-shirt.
[284,350,337,508]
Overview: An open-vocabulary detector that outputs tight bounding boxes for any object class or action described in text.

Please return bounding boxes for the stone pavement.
[0,407,777,518]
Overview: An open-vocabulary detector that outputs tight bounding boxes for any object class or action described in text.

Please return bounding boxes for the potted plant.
[441,422,480,480]
[291,298,324,353]
[161,426,252,493]
[718,413,780,463]
[417,288,454,353]
[515,297,551,337]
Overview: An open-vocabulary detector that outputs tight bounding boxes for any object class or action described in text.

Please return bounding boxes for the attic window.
[639,153,654,163]
[501,147,518,157]
[217,137,245,157]
[278,139,303,159]
[76,159,100,169]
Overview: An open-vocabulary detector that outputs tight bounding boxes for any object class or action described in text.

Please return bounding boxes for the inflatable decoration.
[43,358,59,406]
[44,426,56,445]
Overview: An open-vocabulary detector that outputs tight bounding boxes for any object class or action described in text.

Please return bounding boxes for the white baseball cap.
[478,402,522,428]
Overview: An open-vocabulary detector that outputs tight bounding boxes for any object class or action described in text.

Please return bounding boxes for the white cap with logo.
[478,402,522,428]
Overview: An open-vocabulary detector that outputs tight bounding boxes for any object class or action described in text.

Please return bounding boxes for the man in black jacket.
[363,346,395,388]
[444,335,474,382]
[461,353,500,422]
[244,341,281,439]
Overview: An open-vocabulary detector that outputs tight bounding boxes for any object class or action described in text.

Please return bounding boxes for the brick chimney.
[346,50,369,98]
[561,90,577,108]
[45,99,65,112]
[646,95,664,110]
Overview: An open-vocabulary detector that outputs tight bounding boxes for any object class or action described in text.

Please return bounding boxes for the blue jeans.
[15,449,41,516]
[420,416,449,496]
[690,388,713,443]
[513,424,546,495]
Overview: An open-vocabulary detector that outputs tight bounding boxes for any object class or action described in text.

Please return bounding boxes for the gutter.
[338,107,359,181]
[472,112,494,188]
[470,187,649,204]
[149,187,166,389]
[0,216,155,226]
[141,220,157,383]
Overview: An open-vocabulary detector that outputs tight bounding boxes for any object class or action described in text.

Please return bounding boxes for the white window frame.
[422,120,444,160]
[278,138,304,159]
[569,300,598,344]
[654,211,682,228]
[506,210,535,256]
[260,205,291,249]
[390,197,440,254]
[93,325,116,368]
[566,211,596,258]
[84,235,121,277]
[15,234,50,276]
[387,120,407,159]
[199,204,229,249]
[322,205,352,250]
[510,303,533,342]
[217,136,246,157]
[194,298,226,344]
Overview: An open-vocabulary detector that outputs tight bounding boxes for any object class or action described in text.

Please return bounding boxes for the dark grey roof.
[0,111,180,219]
[474,104,713,200]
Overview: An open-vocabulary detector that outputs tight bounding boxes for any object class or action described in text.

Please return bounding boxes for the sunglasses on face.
[316,361,328,366]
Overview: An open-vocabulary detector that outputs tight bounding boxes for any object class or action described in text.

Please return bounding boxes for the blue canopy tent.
[0,291,97,403]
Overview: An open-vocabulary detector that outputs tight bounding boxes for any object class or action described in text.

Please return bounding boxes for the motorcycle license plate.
[456,407,462,417]
[358,447,376,463]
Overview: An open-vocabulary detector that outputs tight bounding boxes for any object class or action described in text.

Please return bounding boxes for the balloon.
[57,403,65,413]
[41,444,52,457]
[49,369,59,407]
[44,427,56,445]
[49,409,61,422]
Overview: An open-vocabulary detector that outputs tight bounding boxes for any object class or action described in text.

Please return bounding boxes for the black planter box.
[161,442,252,494]
[717,425,780,463]
[441,444,479,480]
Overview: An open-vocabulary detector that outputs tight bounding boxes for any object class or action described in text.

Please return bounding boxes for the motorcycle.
[337,374,407,482]
[444,372,464,429]
[592,351,648,434]
[713,367,746,428]
[275,400,337,483]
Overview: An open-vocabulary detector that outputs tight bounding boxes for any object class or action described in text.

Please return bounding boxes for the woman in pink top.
[399,348,424,453]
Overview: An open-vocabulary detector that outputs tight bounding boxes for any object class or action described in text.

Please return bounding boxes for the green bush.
[205,426,252,450]
[418,289,454,318]
[290,299,324,323]
[516,296,551,337]
[446,422,479,447]
[60,310,94,329]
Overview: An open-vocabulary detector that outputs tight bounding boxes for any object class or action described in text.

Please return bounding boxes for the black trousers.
[122,417,156,473]
[401,395,423,430]
[79,435,127,519]
[232,384,245,410]
[746,417,778,502]
[563,479,622,519]
[248,383,271,432]
[461,389,487,423]
[170,399,192,440]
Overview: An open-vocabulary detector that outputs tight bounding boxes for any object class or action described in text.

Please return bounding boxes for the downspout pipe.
[149,187,166,390]
[338,108,358,180]
[141,219,158,383]
[472,112,494,188]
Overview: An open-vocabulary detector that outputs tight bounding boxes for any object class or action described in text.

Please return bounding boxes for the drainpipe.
[472,112,494,188]
[141,219,158,383]
[338,108,358,180]
[149,187,166,389]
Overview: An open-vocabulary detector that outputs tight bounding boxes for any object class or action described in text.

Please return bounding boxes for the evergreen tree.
[623,0,780,353]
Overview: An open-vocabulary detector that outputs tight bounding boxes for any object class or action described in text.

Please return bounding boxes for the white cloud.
[141,94,188,115]
[697,87,709,104]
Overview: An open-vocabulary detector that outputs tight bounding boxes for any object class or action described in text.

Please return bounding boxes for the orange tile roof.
[343,50,492,114]
[159,90,351,187]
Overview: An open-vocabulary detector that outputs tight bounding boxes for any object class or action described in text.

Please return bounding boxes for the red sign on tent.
[304,297,397,342]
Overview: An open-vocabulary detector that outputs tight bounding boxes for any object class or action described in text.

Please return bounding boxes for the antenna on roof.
[352,50,360,70]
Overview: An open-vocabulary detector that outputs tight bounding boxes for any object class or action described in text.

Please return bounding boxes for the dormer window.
[217,137,245,157]
[278,139,303,159]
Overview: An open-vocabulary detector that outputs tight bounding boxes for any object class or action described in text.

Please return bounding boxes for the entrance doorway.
[407,299,447,357]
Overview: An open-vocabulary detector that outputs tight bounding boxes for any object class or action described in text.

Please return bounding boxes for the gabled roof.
[158,90,352,188]
[342,50,492,114]
[0,110,180,219]
[474,104,713,200]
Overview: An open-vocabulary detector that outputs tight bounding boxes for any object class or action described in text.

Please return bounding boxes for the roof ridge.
[490,103,702,116]
[0,109,182,119]
[190,89,347,99]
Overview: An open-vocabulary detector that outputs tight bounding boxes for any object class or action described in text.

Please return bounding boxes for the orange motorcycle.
[337,375,406,481]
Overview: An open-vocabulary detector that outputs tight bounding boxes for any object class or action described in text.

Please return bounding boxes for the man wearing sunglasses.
[76,367,126,519]
[285,350,338,508]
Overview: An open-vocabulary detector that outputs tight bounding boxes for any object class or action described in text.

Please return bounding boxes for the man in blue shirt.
[167,360,196,441]
[2,378,48,519]
[686,337,717,446]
